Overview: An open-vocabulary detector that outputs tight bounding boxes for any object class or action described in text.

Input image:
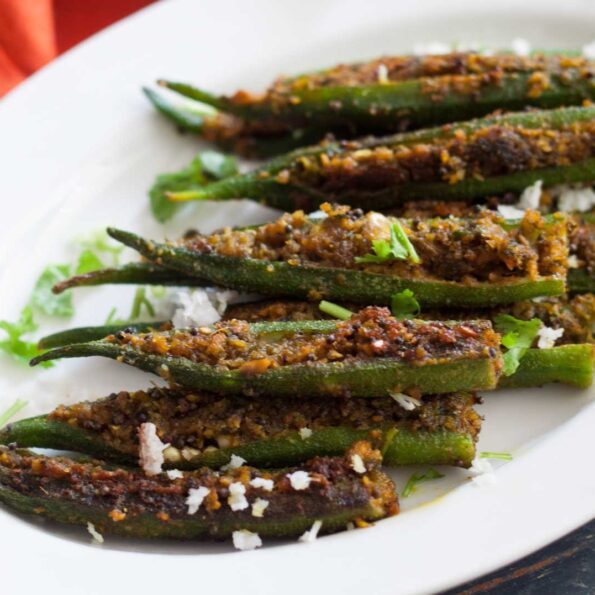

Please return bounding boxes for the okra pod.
[0,442,398,540]
[31,308,503,397]
[105,205,568,307]
[498,344,594,389]
[152,54,595,156]
[0,391,481,468]
[568,269,595,293]
[163,106,595,210]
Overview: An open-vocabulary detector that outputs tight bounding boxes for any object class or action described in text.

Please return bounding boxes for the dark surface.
[443,518,594,594]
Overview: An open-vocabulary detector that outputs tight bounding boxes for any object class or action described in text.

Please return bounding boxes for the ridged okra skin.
[31,310,503,397]
[0,391,481,469]
[0,443,398,540]
[161,106,595,210]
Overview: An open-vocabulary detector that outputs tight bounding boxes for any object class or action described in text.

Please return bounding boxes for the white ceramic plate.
[1,1,594,593]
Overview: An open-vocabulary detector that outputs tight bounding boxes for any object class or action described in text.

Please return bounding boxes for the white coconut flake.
[166,469,184,480]
[568,255,579,269]
[537,326,564,349]
[377,63,389,84]
[251,498,269,518]
[517,180,542,209]
[228,482,249,511]
[556,186,595,213]
[583,41,595,59]
[221,454,247,471]
[138,422,168,476]
[299,520,323,544]
[469,456,496,487]
[389,391,422,411]
[86,522,104,544]
[186,486,210,514]
[232,530,262,551]
[511,38,531,56]
[287,470,312,491]
[250,477,274,491]
[350,454,366,474]
[171,289,221,328]
[497,205,526,219]
[308,209,328,220]
[299,427,313,440]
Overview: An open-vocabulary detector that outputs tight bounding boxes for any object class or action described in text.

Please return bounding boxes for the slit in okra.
[31,307,503,397]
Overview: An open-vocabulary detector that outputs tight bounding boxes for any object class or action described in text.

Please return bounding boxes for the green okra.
[104,227,565,308]
[162,106,595,211]
[0,391,481,468]
[568,268,595,294]
[0,443,398,540]
[31,312,503,397]
[498,344,594,389]
[150,53,595,157]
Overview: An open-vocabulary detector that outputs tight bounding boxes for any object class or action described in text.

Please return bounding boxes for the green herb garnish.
[390,289,421,319]
[402,468,444,497]
[30,264,74,317]
[129,288,155,320]
[150,150,238,222]
[319,300,353,320]
[76,249,105,275]
[494,314,541,376]
[0,399,27,427]
[0,306,51,367]
[355,220,420,264]
[480,451,513,461]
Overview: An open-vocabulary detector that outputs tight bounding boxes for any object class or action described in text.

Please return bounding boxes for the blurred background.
[0,0,154,96]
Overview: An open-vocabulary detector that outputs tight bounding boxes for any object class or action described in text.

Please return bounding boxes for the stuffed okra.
[148,53,595,157]
[0,390,481,468]
[104,204,567,307]
[0,442,398,541]
[162,106,595,210]
[31,307,503,396]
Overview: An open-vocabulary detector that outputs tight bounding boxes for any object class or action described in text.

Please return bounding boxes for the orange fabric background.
[0,0,154,97]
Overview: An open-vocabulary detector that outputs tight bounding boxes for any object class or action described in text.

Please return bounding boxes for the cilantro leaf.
[494,314,541,376]
[149,151,238,222]
[391,289,421,320]
[480,451,513,460]
[401,468,444,498]
[30,264,73,317]
[0,306,51,367]
[129,288,155,320]
[77,231,123,266]
[76,249,105,275]
[355,221,420,264]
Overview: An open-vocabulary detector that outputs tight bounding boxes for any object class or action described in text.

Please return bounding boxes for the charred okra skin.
[150,54,595,156]
[104,205,568,308]
[0,442,398,540]
[31,308,503,397]
[162,106,595,210]
[0,391,481,468]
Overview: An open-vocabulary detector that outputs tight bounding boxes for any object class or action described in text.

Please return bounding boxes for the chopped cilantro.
[0,306,51,367]
[77,231,124,266]
[129,288,155,320]
[355,221,420,264]
[494,314,541,376]
[390,289,421,319]
[149,151,238,222]
[402,468,444,497]
[319,300,353,320]
[29,264,73,317]
[76,249,105,275]
[0,399,28,427]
